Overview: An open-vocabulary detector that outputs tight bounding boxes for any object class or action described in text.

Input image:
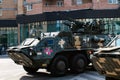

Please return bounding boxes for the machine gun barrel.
[67,18,84,26]
[63,18,84,33]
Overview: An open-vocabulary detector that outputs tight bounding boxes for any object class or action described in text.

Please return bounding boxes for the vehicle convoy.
[7,19,116,76]
[92,35,120,80]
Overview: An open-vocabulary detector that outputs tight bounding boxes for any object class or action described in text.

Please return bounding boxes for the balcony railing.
[42,3,92,12]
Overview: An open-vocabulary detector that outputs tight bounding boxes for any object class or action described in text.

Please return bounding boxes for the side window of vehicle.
[37,39,54,47]
[43,39,54,48]
[46,39,54,46]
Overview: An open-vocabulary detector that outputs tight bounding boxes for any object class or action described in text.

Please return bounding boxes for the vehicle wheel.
[23,66,39,74]
[106,76,119,80]
[70,54,87,73]
[50,55,68,76]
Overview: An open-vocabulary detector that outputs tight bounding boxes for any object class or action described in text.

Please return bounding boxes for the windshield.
[21,38,40,46]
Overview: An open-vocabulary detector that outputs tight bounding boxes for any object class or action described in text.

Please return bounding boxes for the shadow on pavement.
[20,66,96,80]
[20,72,50,80]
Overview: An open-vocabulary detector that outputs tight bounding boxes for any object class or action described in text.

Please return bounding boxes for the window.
[45,2,49,6]
[23,0,26,5]
[0,0,2,4]
[46,39,54,45]
[0,27,18,47]
[13,0,17,3]
[108,0,118,4]
[56,0,64,7]
[26,4,32,11]
[76,0,82,5]
[0,10,2,16]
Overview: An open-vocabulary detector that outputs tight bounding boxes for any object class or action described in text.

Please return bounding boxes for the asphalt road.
[0,56,105,80]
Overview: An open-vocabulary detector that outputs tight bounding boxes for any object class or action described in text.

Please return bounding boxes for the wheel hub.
[57,61,66,71]
[77,59,85,68]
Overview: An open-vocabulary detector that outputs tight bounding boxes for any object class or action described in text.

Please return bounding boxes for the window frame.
[108,0,119,4]
[26,4,33,11]
[13,0,17,3]
[56,0,64,7]
[76,0,82,5]
[0,0,2,4]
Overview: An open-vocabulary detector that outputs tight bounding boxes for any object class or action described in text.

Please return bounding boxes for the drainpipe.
[18,24,20,45]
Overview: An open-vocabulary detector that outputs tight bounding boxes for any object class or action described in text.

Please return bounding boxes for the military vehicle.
[7,19,115,76]
[92,35,120,80]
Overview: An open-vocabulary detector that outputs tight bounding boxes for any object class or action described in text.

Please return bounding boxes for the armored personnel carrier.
[7,19,115,76]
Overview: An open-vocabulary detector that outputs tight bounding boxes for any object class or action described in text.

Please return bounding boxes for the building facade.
[0,0,18,54]
[0,0,120,52]
[21,0,119,15]
[17,0,120,44]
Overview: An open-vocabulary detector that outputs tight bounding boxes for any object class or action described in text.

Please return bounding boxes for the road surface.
[0,56,105,80]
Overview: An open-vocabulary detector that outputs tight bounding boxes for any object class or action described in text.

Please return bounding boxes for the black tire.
[106,76,119,80]
[70,54,88,73]
[23,66,39,74]
[50,55,68,76]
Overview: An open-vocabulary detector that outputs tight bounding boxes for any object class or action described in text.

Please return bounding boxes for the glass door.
[0,34,7,55]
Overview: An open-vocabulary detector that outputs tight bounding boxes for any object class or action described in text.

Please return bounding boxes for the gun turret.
[63,18,84,33]
[67,18,84,27]
[63,18,105,34]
